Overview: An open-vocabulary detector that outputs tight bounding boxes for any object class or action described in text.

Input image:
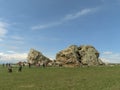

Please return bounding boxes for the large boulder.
[56,45,80,67]
[27,48,51,64]
[56,45,104,67]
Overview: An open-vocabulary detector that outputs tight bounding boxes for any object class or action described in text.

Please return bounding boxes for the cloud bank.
[0,52,27,63]
[101,51,120,63]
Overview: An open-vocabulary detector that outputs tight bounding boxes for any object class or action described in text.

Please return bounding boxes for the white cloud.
[100,58,109,64]
[0,38,3,42]
[11,36,24,40]
[32,7,98,30]
[0,21,8,37]
[10,40,25,45]
[0,53,4,55]
[7,51,16,54]
[7,35,25,46]
[103,51,113,55]
[63,8,97,21]
[32,22,61,30]
[7,46,20,50]
[0,21,8,41]
[100,51,120,63]
[0,28,7,37]
[0,52,27,63]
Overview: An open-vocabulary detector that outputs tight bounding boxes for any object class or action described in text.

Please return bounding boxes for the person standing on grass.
[18,63,22,72]
[28,63,31,68]
[2,64,5,67]
[8,64,12,73]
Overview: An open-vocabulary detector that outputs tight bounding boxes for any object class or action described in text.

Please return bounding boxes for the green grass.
[0,66,120,90]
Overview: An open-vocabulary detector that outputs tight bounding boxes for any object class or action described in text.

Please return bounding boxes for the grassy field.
[0,66,120,90]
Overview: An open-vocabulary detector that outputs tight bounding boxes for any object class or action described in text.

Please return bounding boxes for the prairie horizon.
[1,65,120,90]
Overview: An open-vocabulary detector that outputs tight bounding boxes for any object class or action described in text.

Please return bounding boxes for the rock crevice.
[56,45,104,66]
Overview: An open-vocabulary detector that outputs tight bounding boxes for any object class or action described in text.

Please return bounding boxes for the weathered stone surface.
[27,48,51,64]
[56,45,104,66]
[56,45,80,67]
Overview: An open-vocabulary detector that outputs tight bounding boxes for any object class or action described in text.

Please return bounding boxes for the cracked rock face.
[56,45,104,66]
[27,49,51,64]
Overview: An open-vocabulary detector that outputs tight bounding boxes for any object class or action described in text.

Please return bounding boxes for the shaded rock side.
[27,48,51,64]
[56,45,104,66]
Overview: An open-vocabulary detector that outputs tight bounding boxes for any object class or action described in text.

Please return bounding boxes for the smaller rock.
[27,48,51,65]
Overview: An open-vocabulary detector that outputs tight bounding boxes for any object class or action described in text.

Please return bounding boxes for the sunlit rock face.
[27,48,51,64]
[56,45,104,67]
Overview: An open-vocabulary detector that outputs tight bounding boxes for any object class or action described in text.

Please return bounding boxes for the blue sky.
[0,0,120,63]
